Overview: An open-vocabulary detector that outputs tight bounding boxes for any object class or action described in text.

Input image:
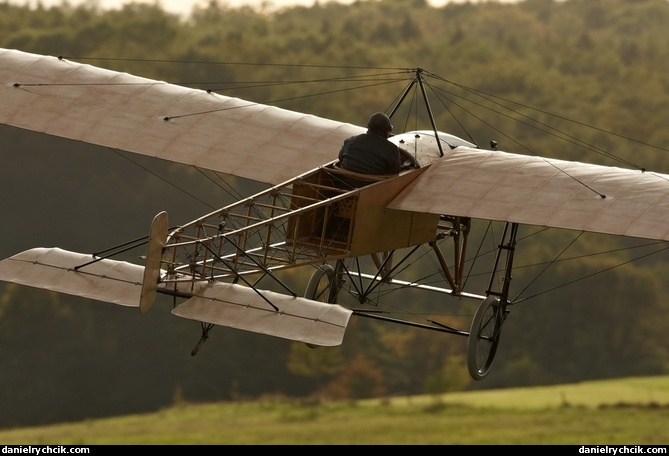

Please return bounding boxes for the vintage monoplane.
[1,48,668,380]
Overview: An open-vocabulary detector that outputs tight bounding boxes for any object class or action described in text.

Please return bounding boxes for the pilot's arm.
[399,146,419,170]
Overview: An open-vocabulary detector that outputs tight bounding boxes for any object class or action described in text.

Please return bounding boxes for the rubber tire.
[305,264,338,304]
[467,296,503,381]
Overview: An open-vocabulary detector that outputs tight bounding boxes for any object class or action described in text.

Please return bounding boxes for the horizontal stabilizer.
[172,282,352,347]
[0,247,144,307]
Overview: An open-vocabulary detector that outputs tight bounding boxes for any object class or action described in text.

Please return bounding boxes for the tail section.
[0,210,353,347]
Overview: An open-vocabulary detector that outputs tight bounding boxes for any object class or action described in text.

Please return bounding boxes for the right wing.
[388,146,669,242]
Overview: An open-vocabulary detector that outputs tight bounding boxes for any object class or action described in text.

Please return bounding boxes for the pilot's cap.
[367,112,393,132]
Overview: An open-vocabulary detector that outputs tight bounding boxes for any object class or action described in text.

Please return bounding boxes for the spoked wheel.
[467,296,505,381]
[305,263,340,304]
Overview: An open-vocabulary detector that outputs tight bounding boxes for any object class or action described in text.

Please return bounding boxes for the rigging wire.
[110,148,234,209]
[165,78,410,120]
[515,243,669,303]
[512,230,585,304]
[423,71,669,165]
[199,72,414,93]
[62,55,413,72]
[421,78,605,198]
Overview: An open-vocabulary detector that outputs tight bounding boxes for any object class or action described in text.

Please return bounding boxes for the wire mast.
[388,68,445,157]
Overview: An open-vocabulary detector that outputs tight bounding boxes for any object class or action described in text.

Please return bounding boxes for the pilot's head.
[367,112,393,137]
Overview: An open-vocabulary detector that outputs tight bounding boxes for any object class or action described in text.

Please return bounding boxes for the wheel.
[305,263,339,304]
[304,264,340,349]
[467,296,504,381]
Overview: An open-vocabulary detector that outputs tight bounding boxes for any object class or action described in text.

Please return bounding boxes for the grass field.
[1,375,669,444]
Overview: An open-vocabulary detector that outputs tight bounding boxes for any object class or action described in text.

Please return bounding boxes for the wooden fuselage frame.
[158,162,441,287]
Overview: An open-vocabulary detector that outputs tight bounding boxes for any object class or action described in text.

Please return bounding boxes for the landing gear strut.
[466,222,518,380]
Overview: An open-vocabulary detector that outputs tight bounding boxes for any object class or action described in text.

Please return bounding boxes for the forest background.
[2,0,669,429]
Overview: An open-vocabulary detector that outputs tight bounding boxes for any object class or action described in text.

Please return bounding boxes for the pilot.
[338,112,417,175]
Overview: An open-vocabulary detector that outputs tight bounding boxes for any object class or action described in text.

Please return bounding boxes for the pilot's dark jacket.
[338,132,401,175]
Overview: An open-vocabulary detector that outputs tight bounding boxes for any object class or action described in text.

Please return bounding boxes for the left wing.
[389,147,669,242]
[0,48,363,185]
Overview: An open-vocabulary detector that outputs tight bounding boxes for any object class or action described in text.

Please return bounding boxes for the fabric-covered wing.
[0,48,363,185]
[172,282,352,347]
[0,247,352,346]
[0,248,144,307]
[388,147,669,241]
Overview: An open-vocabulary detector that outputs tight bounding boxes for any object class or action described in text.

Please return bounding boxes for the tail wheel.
[467,296,504,381]
[305,263,340,304]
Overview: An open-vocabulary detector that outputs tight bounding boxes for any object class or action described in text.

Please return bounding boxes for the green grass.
[2,375,669,444]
